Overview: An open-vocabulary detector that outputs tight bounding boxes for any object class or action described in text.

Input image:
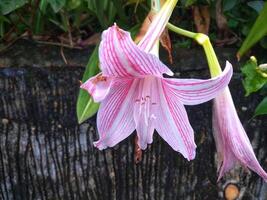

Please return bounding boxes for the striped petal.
[134,113,155,150]
[94,78,138,149]
[138,0,177,52]
[99,25,173,78]
[163,61,233,105]
[80,73,112,102]
[213,88,267,181]
[154,78,196,160]
[133,77,157,149]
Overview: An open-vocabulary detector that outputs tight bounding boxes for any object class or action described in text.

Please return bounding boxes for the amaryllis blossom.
[213,88,267,181]
[81,23,233,160]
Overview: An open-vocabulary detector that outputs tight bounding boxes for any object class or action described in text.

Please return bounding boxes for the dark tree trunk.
[0,40,266,200]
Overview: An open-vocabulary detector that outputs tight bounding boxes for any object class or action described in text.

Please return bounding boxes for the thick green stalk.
[167,23,222,77]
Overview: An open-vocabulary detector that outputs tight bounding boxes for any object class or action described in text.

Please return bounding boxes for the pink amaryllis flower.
[81,0,233,161]
[80,25,233,161]
[213,88,267,181]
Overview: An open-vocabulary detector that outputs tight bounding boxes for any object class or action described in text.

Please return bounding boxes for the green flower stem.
[167,23,222,77]
[196,34,222,77]
[167,23,196,39]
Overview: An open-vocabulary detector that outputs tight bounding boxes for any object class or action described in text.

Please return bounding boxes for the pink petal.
[154,78,197,160]
[94,78,138,149]
[99,25,173,77]
[213,88,267,181]
[134,113,155,149]
[212,102,236,180]
[80,73,112,102]
[163,61,233,105]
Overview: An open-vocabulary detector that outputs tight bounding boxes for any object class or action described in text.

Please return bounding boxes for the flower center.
[134,77,157,126]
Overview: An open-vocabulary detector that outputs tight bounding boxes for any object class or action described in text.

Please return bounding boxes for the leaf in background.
[223,0,239,11]
[0,15,10,37]
[0,0,27,15]
[76,45,100,124]
[106,1,117,25]
[237,2,267,59]
[126,0,146,5]
[34,0,48,34]
[66,0,82,10]
[185,0,197,7]
[260,36,267,49]
[254,96,267,117]
[241,56,267,96]
[111,0,127,22]
[247,1,264,13]
[87,0,96,11]
[48,0,66,13]
[87,0,109,28]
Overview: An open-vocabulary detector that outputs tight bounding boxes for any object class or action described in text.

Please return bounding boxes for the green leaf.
[66,0,82,10]
[0,0,27,15]
[254,96,267,116]
[228,19,238,28]
[260,36,267,49]
[247,1,264,13]
[241,56,267,96]
[111,0,127,21]
[34,0,48,34]
[0,15,10,37]
[185,0,197,7]
[223,0,238,11]
[238,2,267,58]
[48,0,66,13]
[76,45,100,124]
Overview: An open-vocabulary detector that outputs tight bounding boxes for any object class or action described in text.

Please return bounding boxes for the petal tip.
[166,69,174,76]
[93,140,107,150]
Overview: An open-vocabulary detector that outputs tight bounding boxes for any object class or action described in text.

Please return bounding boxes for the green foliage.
[247,0,264,13]
[0,15,10,37]
[48,0,66,13]
[0,0,148,42]
[76,45,100,124]
[184,0,197,7]
[87,0,118,28]
[241,56,267,96]
[0,0,27,15]
[238,1,267,58]
[254,97,267,117]
[223,0,239,12]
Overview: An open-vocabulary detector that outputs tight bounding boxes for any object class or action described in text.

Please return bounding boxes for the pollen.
[92,74,107,84]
